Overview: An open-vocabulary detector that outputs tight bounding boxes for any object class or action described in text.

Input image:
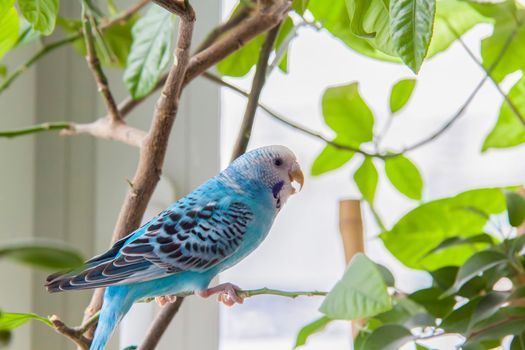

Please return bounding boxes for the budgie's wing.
[46,197,254,292]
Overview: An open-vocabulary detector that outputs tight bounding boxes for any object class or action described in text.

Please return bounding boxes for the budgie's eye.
[273,157,283,167]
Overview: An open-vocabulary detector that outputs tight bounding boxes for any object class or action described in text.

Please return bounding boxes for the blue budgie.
[45,145,304,350]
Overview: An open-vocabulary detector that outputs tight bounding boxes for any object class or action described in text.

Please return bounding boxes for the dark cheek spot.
[272,181,285,199]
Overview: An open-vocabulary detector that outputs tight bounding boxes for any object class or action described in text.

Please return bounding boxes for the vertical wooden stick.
[339,199,365,338]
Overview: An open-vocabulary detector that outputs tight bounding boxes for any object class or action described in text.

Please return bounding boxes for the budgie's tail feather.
[90,287,134,350]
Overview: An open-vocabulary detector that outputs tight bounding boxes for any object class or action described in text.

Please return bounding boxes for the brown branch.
[50,315,91,350]
[231,22,281,161]
[80,0,196,339]
[60,118,146,147]
[82,3,122,123]
[111,0,290,122]
[138,297,185,350]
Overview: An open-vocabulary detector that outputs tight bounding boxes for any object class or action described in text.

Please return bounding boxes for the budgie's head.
[224,145,304,208]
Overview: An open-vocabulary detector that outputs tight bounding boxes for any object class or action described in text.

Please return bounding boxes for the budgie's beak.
[289,162,304,193]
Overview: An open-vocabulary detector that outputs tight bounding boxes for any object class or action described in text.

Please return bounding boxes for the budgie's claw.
[196,283,244,307]
[155,295,178,306]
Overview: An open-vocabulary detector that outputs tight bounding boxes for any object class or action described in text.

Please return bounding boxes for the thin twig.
[50,315,91,350]
[82,2,122,123]
[231,23,282,161]
[401,25,519,153]
[0,122,70,138]
[442,18,525,126]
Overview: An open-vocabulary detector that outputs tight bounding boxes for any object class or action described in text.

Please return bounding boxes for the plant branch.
[231,23,281,161]
[0,122,70,138]
[443,18,525,126]
[82,2,122,123]
[401,25,518,153]
[80,1,196,340]
[59,118,146,147]
[137,297,185,350]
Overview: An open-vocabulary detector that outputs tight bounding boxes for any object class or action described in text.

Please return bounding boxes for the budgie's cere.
[45,145,304,350]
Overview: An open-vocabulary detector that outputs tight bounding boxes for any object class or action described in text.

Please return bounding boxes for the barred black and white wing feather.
[46,197,254,292]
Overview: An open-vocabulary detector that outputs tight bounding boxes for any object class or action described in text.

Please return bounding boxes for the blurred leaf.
[347,0,375,38]
[431,266,458,290]
[309,0,400,62]
[389,79,416,113]
[381,188,506,270]
[320,253,391,319]
[384,155,423,200]
[311,144,354,176]
[18,0,58,35]
[505,190,525,227]
[428,0,489,57]
[469,292,509,331]
[0,311,52,330]
[0,3,19,60]
[362,324,413,350]
[483,77,525,151]
[294,316,331,348]
[292,0,309,14]
[511,332,525,350]
[346,0,397,56]
[441,297,481,333]
[390,0,436,73]
[0,64,6,79]
[97,20,135,68]
[375,298,429,328]
[0,241,84,270]
[275,17,294,73]
[444,250,508,296]
[124,5,174,99]
[470,309,525,341]
[375,263,395,287]
[354,157,378,203]
[353,330,369,350]
[477,2,525,83]
[409,287,455,318]
[15,19,41,47]
[423,233,496,259]
[322,82,375,145]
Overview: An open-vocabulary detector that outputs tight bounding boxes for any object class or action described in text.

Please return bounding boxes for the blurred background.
[1,0,525,349]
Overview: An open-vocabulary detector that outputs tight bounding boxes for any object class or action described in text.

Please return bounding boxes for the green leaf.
[346,0,397,56]
[511,332,525,350]
[0,3,19,60]
[470,309,525,341]
[479,3,525,83]
[15,19,41,47]
[18,0,58,35]
[384,155,423,200]
[216,4,264,77]
[469,291,509,331]
[309,0,400,62]
[292,0,309,14]
[275,17,294,73]
[347,0,376,38]
[505,190,525,227]
[362,324,413,350]
[311,144,354,176]
[381,188,506,270]
[123,5,174,99]
[444,250,508,296]
[389,79,416,113]
[409,287,455,318]
[320,253,391,320]
[322,82,375,145]
[375,263,395,287]
[441,297,481,333]
[354,157,378,203]
[294,316,331,348]
[375,298,429,327]
[0,329,11,347]
[0,311,52,330]
[0,64,6,79]
[427,0,489,58]
[0,241,84,270]
[482,77,525,151]
[423,233,496,259]
[390,0,436,73]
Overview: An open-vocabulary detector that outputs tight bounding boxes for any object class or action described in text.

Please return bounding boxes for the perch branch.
[60,118,146,147]
[82,2,122,123]
[138,297,185,350]
[231,23,282,161]
[80,1,196,338]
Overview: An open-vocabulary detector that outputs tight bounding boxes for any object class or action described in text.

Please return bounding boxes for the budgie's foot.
[196,283,244,307]
[155,295,178,307]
